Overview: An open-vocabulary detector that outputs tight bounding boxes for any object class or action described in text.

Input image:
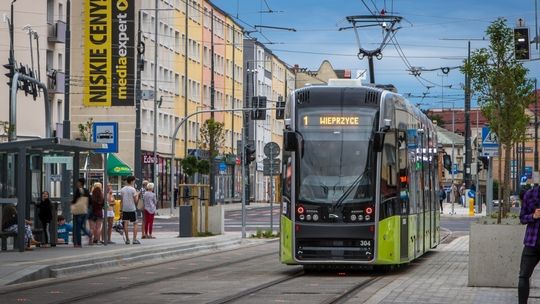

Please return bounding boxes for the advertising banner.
[84,0,135,106]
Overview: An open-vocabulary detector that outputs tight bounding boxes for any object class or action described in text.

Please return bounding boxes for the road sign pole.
[270,145,273,233]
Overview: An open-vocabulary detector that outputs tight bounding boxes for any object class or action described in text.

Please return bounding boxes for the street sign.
[219,162,227,174]
[264,142,280,158]
[263,158,280,176]
[43,156,73,170]
[92,122,119,153]
[481,127,499,157]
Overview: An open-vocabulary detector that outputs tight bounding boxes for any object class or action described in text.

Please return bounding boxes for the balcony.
[47,69,65,94]
[48,20,66,43]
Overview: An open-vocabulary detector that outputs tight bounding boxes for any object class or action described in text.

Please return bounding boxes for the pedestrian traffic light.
[3,58,15,87]
[276,96,285,120]
[251,96,267,120]
[443,154,452,172]
[244,144,256,165]
[477,161,483,173]
[479,156,489,171]
[514,27,530,60]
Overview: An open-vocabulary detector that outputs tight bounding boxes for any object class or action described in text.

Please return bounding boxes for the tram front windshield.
[297,107,376,205]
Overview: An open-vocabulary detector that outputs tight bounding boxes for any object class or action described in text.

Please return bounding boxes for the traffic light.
[514,27,530,60]
[276,96,285,120]
[3,58,15,87]
[443,154,452,172]
[244,144,256,165]
[251,96,267,120]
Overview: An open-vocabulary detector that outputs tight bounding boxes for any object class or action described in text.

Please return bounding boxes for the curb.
[3,236,251,286]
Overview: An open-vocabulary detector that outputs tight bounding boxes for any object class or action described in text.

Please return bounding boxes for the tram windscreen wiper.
[332,168,369,209]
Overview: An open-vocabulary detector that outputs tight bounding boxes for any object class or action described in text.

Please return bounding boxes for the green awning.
[107,154,133,176]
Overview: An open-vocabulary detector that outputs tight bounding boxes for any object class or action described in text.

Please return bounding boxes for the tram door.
[398,131,410,261]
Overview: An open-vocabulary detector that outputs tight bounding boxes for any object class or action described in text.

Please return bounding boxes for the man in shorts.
[121,176,140,244]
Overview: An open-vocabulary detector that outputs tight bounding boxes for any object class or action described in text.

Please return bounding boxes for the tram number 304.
[359,240,371,247]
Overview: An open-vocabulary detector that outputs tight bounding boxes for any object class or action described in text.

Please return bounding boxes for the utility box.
[179,205,192,237]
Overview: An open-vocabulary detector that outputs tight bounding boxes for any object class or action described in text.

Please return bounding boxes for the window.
[58,3,64,21]
[175,31,180,52]
[174,73,180,95]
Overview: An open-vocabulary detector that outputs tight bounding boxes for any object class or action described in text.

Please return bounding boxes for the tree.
[78,117,94,142]
[199,118,225,205]
[427,113,445,128]
[462,17,534,223]
[199,118,225,158]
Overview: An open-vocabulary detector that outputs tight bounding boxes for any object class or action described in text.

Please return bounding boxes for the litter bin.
[179,205,192,237]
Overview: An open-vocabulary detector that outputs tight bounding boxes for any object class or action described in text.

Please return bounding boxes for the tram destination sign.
[302,114,360,127]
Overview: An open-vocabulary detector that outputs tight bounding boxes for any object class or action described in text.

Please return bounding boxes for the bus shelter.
[0,138,103,252]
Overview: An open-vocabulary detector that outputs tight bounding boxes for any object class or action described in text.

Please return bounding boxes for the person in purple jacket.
[518,185,540,304]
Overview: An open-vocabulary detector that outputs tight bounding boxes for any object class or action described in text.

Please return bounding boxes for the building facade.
[243,38,293,202]
[69,0,244,205]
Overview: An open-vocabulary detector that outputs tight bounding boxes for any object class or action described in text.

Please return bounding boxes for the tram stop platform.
[0,202,537,303]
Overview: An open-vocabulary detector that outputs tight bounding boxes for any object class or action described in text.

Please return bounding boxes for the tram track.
[0,243,280,304]
[208,269,383,304]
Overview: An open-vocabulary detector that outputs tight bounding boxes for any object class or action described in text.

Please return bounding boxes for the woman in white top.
[142,183,157,239]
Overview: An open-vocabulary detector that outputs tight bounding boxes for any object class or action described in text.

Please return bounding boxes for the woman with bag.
[71,177,91,248]
[89,182,104,245]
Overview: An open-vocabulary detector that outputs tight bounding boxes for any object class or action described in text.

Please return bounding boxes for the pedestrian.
[518,185,540,303]
[121,176,141,245]
[89,182,104,245]
[459,183,466,206]
[438,186,446,214]
[139,180,148,238]
[71,177,92,248]
[142,182,157,239]
[451,183,459,206]
[2,204,40,250]
[56,215,72,245]
[36,191,53,247]
[105,184,116,244]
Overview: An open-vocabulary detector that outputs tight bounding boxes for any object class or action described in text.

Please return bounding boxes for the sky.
[211,0,540,109]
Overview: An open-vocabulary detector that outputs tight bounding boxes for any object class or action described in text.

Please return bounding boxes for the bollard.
[469,198,475,216]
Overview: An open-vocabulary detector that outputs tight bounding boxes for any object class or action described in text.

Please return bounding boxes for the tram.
[279,80,440,266]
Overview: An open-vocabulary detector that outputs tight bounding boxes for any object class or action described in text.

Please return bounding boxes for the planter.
[468,221,525,287]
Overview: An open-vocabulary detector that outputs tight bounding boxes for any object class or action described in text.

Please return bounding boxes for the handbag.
[137,194,144,210]
[71,196,89,215]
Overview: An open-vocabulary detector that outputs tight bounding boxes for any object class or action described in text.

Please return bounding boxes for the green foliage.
[78,117,94,142]
[427,113,445,128]
[251,229,280,238]
[181,156,210,177]
[199,118,225,158]
[181,156,199,177]
[461,17,535,222]
[197,159,210,175]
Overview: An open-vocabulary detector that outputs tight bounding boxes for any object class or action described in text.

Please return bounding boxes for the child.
[57,215,72,245]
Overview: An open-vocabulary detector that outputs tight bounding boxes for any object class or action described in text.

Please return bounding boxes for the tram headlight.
[297,206,305,214]
[306,214,312,221]
[312,214,319,221]
[299,214,305,221]
[350,214,357,221]
[358,215,364,221]
[365,215,371,221]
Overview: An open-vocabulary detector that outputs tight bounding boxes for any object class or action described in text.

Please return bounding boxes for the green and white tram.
[280,81,440,266]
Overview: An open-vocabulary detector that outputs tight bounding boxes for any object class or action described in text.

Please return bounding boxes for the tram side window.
[380,131,400,220]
